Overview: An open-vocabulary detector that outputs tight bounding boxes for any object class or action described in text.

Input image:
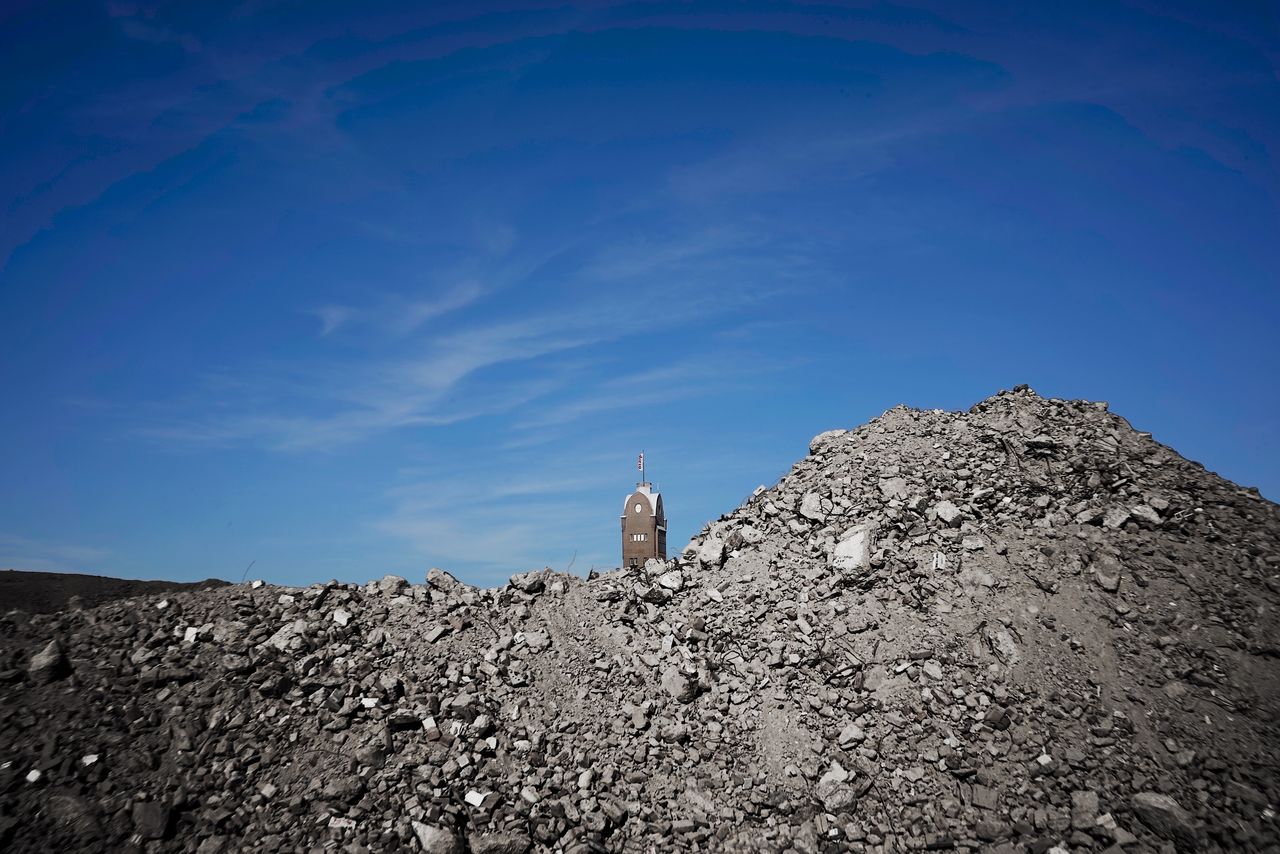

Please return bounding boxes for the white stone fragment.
[262,619,309,652]
[833,524,876,571]
[799,492,825,522]
[656,570,684,591]
[697,536,725,567]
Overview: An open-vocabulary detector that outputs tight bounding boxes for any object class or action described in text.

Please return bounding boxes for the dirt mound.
[0,386,1276,853]
[0,570,229,615]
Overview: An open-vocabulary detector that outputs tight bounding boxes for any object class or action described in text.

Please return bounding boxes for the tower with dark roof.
[621,480,666,568]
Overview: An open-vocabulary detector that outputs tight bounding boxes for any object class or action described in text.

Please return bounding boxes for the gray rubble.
[0,386,1277,852]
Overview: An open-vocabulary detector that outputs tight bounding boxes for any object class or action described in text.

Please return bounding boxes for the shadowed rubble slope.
[0,571,228,615]
[1,386,1276,853]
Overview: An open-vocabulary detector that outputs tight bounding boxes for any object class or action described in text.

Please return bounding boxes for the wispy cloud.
[514,358,754,431]
[133,206,814,457]
[310,305,353,336]
[374,453,624,580]
[307,281,485,338]
[139,310,603,451]
[390,281,486,335]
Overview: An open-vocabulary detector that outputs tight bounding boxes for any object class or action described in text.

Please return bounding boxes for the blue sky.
[1,1,1277,586]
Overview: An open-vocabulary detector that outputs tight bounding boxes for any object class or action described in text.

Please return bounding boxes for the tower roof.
[622,482,662,515]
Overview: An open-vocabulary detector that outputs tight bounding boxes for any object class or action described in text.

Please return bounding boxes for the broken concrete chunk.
[1071,790,1099,830]
[879,476,909,500]
[1131,792,1198,847]
[816,761,858,813]
[1092,554,1122,592]
[426,567,469,595]
[654,569,684,592]
[809,429,848,454]
[661,667,697,703]
[262,619,309,652]
[373,574,408,595]
[131,801,171,840]
[523,629,551,652]
[799,492,826,522]
[468,830,532,854]
[1130,504,1161,525]
[412,821,463,853]
[509,571,545,594]
[833,524,877,571]
[697,536,725,568]
[934,500,963,527]
[28,639,70,683]
[1102,506,1131,529]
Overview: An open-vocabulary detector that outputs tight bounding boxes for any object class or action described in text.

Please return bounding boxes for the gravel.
[1,385,1276,852]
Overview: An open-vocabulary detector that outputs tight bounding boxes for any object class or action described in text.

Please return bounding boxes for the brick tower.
[621,454,666,568]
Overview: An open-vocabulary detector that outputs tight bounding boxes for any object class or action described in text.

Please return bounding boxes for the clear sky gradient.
[2,1,1277,586]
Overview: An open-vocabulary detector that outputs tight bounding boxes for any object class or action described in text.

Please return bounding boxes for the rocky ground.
[1,386,1276,853]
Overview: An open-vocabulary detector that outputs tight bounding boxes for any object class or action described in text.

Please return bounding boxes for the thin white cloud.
[515,376,705,431]
[513,352,795,431]
[388,280,486,335]
[306,281,485,339]
[310,305,353,336]
[136,222,805,453]
[137,311,599,451]
[665,116,954,204]
[373,455,623,580]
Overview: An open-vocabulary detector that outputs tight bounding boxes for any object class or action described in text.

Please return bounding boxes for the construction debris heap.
[1,386,1277,852]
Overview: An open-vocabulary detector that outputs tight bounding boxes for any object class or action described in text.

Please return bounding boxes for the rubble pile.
[1,386,1276,853]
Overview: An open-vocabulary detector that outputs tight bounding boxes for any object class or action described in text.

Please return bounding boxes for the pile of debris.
[1,386,1276,853]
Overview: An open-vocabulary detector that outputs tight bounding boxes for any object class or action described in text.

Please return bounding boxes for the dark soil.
[0,570,228,615]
